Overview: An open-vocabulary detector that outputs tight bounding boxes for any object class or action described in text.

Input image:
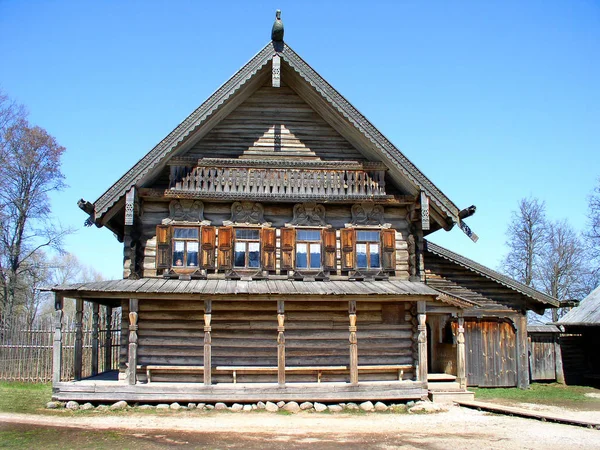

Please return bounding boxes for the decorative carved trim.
[272,54,281,87]
[197,158,386,171]
[165,190,394,203]
[164,199,210,224]
[124,187,135,226]
[228,201,267,225]
[350,201,385,226]
[290,202,326,226]
[421,192,430,231]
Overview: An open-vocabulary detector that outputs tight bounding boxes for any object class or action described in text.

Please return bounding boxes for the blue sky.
[1,1,598,280]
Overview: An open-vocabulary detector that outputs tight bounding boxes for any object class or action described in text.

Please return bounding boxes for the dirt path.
[1,406,599,449]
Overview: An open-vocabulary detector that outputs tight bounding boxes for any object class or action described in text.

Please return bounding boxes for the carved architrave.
[228,201,268,225]
[351,202,385,226]
[166,200,210,224]
[290,202,326,226]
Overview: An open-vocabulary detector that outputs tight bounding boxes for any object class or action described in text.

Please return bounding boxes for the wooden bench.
[140,365,204,383]
[357,365,414,380]
[215,366,348,383]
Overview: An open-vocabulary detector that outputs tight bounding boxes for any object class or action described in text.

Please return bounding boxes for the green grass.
[0,381,52,414]
[471,383,600,406]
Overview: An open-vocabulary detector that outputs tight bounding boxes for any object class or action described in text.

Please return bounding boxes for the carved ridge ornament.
[165,200,210,224]
[290,202,326,226]
[227,201,269,225]
[350,202,385,226]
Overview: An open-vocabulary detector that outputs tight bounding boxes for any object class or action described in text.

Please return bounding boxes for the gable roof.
[558,285,600,325]
[89,41,461,228]
[424,240,560,308]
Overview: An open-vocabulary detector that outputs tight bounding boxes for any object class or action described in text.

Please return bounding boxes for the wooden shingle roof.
[558,286,600,326]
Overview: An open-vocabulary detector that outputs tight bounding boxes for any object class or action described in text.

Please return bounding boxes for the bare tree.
[0,90,70,323]
[587,178,600,266]
[502,197,547,288]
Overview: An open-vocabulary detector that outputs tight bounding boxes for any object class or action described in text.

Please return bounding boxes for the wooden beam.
[74,299,84,380]
[277,300,285,386]
[128,299,139,385]
[52,294,64,384]
[204,300,212,386]
[104,306,113,371]
[417,301,428,384]
[91,302,100,376]
[456,313,467,390]
[349,300,358,385]
[515,313,529,389]
[554,335,565,384]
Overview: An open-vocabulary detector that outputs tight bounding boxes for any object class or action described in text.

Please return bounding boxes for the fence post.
[52,294,64,384]
[74,299,84,380]
[91,303,99,376]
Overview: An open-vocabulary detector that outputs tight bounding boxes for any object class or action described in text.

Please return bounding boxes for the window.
[172,227,199,268]
[356,230,380,269]
[295,229,322,270]
[234,228,260,268]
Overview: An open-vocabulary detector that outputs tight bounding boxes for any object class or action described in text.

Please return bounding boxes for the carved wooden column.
[104,306,113,371]
[127,299,139,385]
[515,313,529,389]
[74,299,84,380]
[456,314,467,390]
[417,301,428,384]
[204,300,212,386]
[277,300,286,386]
[52,294,64,384]
[91,303,100,376]
[349,300,358,385]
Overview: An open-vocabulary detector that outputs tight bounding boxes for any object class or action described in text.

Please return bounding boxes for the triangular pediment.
[90,41,461,232]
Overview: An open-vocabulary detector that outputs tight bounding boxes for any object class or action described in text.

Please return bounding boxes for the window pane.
[356,243,367,268]
[234,242,246,267]
[236,228,260,240]
[309,243,321,269]
[297,230,321,241]
[357,231,380,242]
[369,243,380,268]
[296,243,307,268]
[173,227,199,239]
[248,242,260,268]
[187,242,199,267]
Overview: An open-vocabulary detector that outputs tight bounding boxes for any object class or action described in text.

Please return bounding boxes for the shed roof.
[527,325,561,333]
[425,241,560,308]
[558,285,600,326]
[46,278,471,307]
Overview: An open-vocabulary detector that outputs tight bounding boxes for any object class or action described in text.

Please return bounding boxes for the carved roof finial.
[271,9,284,42]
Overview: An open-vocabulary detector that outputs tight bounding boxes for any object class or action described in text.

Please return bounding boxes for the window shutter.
[340,228,355,271]
[201,226,216,269]
[381,228,396,271]
[217,226,233,270]
[156,225,171,269]
[261,227,276,271]
[280,228,295,270]
[322,228,337,271]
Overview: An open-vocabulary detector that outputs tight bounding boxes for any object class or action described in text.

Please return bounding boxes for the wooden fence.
[0,308,121,383]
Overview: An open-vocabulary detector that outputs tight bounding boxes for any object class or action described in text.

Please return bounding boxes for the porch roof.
[45,278,466,304]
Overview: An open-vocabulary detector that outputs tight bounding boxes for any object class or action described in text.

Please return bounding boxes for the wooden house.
[48,19,559,403]
[557,286,600,386]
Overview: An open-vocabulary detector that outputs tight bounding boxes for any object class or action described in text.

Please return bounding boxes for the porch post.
[349,300,358,385]
[127,298,139,385]
[456,313,467,390]
[52,294,64,384]
[417,301,428,384]
[91,303,100,376]
[74,298,84,380]
[515,313,529,389]
[104,306,113,371]
[277,300,286,386]
[204,300,212,386]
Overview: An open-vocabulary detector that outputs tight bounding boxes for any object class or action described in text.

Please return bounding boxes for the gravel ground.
[1,405,599,449]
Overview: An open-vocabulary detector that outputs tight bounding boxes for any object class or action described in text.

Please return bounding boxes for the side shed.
[527,325,564,383]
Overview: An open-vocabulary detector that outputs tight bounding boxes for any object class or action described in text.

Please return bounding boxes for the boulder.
[215,402,228,410]
[110,401,128,410]
[283,401,300,413]
[187,403,197,409]
[170,402,181,410]
[205,404,215,410]
[96,405,108,411]
[156,404,170,410]
[66,401,79,411]
[314,402,327,412]
[231,403,243,412]
[276,401,285,408]
[327,405,343,413]
[345,402,359,411]
[257,401,266,410]
[359,401,374,412]
[408,401,444,413]
[80,403,94,411]
[243,404,253,411]
[374,401,388,412]
[300,401,314,410]
[138,405,155,410]
[265,401,279,412]
[46,401,60,409]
